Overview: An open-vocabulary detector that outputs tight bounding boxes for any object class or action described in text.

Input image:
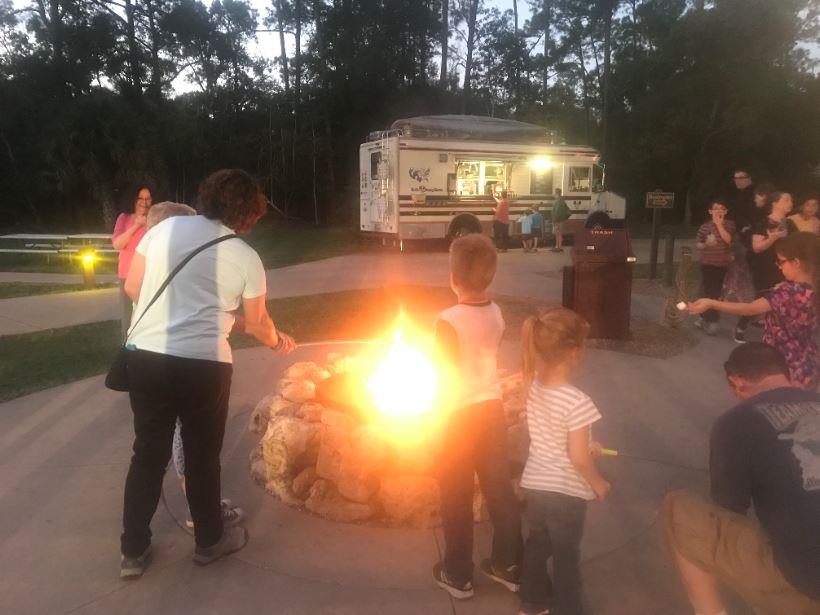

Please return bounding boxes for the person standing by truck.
[493,190,511,252]
[551,189,570,252]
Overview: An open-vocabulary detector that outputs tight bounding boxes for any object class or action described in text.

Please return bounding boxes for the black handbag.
[105,233,238,392]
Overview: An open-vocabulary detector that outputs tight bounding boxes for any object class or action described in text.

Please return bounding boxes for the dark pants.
[121,349,232,557]
[493,221,509,250]
[520,490,587,615]
[700,265,727,323]
[437,399,523,585]
[119,280,133,343]
[737,288,771,331]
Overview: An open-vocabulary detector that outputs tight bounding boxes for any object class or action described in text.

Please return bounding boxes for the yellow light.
[528,158,553,171]
[366,328,438,419]
[82,252,95,265]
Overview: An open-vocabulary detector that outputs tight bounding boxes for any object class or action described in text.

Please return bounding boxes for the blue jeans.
[520,489,587,615]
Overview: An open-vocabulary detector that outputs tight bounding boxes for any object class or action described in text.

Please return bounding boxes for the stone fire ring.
[248,351,528,529]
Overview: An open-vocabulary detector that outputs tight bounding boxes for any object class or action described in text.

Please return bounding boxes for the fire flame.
[366,327,438,420]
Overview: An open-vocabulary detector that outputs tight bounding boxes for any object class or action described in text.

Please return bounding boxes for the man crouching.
[663,342,820,615]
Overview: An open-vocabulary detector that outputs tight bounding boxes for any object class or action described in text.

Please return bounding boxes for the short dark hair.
[555,188,562,196]
[723,343,789,382]
[450,233,497,293]
[196,169,266,233]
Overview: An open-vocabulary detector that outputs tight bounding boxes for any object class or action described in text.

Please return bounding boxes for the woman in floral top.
[689,232,820,389]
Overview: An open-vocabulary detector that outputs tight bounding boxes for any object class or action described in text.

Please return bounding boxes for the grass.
[0,282,118,299]
[0,285,694,403]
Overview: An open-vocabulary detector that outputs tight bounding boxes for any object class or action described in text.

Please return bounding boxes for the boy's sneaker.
[186,499,239,528]
[480,558,521,592]
[705,322,719,336]
[193,526,248,566]
[432,562,474,600]
[120,546,151,579]
[694,317,705,330]
[518,609,550,615]
[734,327,747,344]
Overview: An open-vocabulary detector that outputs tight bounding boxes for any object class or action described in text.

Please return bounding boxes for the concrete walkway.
[0,238,757,615]
[0,238,693,336]
[1,331,742,615]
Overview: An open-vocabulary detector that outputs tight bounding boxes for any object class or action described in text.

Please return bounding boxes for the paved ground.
[0,238,692,335]
[1,238,749,615]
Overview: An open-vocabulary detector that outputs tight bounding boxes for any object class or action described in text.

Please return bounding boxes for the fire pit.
[249,334,528,528]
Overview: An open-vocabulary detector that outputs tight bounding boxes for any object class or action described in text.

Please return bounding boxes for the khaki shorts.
[663,490,820,615]
[552,221,564,235]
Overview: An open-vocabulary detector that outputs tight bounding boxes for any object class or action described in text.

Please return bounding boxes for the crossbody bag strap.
[125,233,238,341]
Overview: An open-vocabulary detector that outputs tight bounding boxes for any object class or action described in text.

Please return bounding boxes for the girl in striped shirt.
[518,308,611,615]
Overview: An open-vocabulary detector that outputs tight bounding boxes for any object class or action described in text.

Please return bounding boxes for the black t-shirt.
[746,217,797,291]
[726,186,755,234]
[710,387,820,599]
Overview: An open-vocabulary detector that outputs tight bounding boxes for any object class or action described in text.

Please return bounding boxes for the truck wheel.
[447,214,483,240]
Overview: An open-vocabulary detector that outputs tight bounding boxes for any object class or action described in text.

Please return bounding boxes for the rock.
[500,373,527,424]
[262,416,321,479]
[249,444,267,484]
[283,361,331,384]
[305,479,375,523]
[316,424,350,483]
[279,379,316,402]
[297,402,325,422]
[507,423,530,468]
[265,476,303,507]
[379,475,440,528]
[327,355,362,375]
[315,422,385,503]
[320,409,356,433]
[250,394,301,434]
[389,440,436,475]
[292,467,319,500]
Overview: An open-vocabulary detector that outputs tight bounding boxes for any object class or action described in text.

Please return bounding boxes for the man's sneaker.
[733,327,747,344]
[193,526,248,566]
[120,546,151,579]
[186,499,242,529]
[480,558,521,592]
[432,562,474,599]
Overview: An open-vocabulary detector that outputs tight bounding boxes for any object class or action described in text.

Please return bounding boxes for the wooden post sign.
[646,189,674,279]
[645,191,675,209]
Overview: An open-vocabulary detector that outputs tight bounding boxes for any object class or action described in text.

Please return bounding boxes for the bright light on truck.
[528,158,553,171]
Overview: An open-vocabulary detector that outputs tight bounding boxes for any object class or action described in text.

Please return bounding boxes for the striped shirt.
[520,382,602,500]
[696,220,735,267]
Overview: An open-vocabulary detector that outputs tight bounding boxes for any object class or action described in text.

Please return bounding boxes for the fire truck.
[359,115,625,245]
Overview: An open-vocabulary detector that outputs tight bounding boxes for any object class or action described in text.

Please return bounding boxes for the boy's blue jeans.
[520,489,587,615]
[437,399,523,584]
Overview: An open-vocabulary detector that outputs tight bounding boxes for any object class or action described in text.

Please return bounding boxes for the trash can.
[562,227,635,340]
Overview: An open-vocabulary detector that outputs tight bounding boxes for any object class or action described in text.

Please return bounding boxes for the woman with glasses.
[112,186,153,340]
[689,232,819,390]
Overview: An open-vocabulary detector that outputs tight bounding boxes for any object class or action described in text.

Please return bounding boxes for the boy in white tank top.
[432,233,523,600]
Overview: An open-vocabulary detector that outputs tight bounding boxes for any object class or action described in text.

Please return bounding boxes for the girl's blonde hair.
[521,307,590,383]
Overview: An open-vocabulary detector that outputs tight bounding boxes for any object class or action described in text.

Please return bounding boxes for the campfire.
[249,317,527,528]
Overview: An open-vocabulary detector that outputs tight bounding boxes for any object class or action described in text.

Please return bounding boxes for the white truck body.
[359,116,625,242]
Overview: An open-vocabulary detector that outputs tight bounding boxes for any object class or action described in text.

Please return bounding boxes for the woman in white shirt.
[119,169,295,578]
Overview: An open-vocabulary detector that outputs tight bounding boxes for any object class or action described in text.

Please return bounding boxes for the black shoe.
[432,562,474,600]
[120,545,151,579]
[193,526,248,566]
[733,327,747,344]
[480,558,521,592]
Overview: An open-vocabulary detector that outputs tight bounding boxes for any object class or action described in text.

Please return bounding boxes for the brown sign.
[645,191,675,209]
